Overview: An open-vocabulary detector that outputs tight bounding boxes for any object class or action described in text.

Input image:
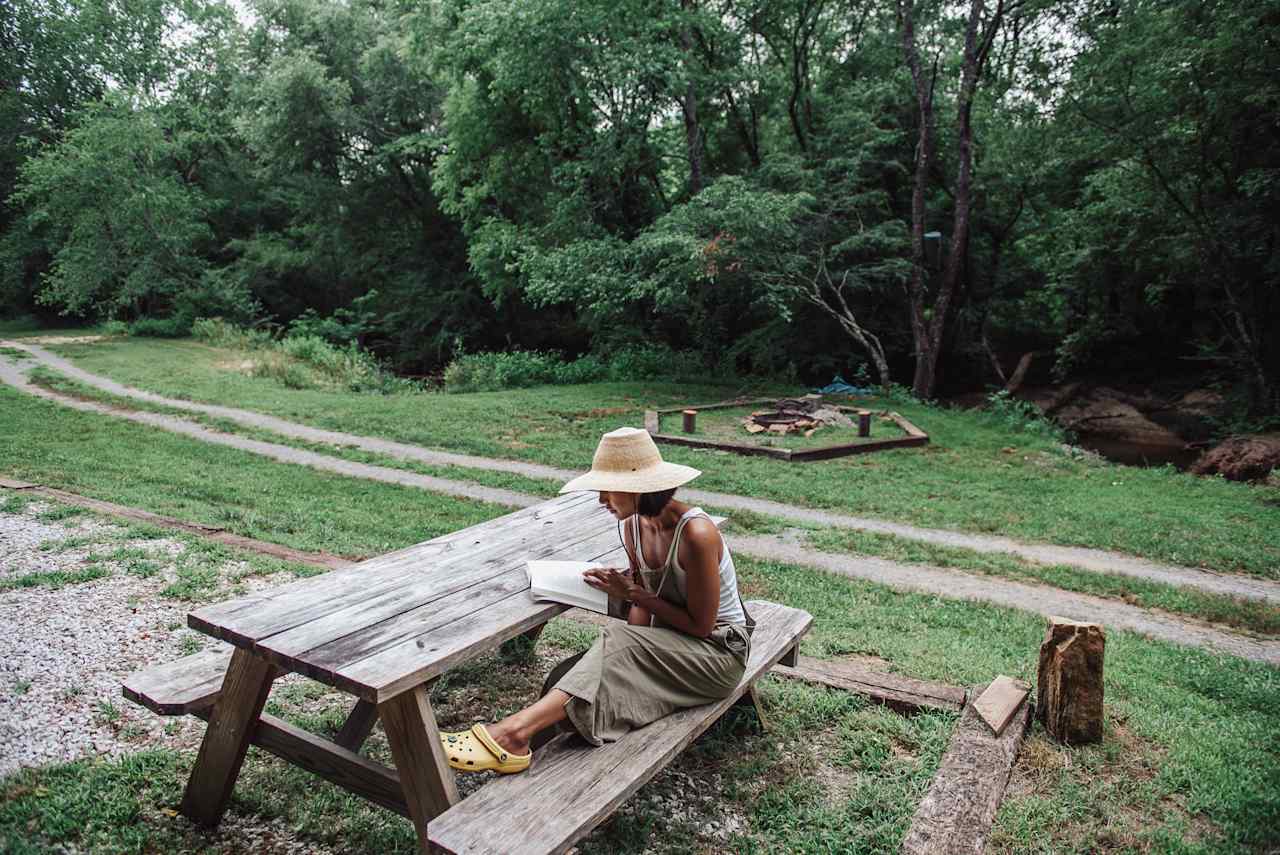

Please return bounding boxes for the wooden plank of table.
[252,507,615,666]
[900,683,1031,855]
[772,656,967,714]
[179,648,278,826]
[191,493,598,646]
[427,601,812,855]
[268,527,626,696]
[335,541,625,703]
[379,684,458,852]
[190,706,407,818]
[189,492,588,635]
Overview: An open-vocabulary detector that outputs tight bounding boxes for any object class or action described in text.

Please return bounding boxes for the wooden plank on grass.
[973,675,1029,737]
[772,656,966,714]
[900,681,1032,855]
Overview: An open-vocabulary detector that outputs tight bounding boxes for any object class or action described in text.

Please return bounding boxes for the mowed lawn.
[0,376,1278,852]
[28,336,1280,576]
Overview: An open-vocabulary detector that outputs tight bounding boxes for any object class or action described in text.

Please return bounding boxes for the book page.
[526,560,607,614]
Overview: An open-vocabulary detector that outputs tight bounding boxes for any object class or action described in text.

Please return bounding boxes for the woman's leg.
[484,689,571,755]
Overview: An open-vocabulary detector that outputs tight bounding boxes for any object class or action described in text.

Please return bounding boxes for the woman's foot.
[483,718,531,756]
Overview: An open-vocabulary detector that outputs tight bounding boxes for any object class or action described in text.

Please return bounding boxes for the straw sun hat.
[559,427,701,494]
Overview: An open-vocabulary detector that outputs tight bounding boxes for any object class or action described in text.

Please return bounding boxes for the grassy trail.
[11,336,1280,576]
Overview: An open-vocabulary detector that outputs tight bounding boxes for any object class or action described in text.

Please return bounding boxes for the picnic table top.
[188,491,623,703]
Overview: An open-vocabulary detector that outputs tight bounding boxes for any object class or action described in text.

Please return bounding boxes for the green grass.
[2,555,1276,852]
[0,384,508,558]
[15,358,1280,631]
[36,337,1280,575]
[0,566,110,591]
[804,525,1280,637]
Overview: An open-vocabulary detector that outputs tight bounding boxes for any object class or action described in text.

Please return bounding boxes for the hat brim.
[559,461,701,494]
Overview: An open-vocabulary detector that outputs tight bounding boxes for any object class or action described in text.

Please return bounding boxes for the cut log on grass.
[1037,616,1105,745]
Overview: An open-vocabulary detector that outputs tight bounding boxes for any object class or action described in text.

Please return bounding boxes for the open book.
[526,560,608,615]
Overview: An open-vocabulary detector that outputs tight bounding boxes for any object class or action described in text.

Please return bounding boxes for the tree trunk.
[680,1,703,195]
[899,0,1008,400]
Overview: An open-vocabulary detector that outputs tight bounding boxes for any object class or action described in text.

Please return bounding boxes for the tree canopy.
[3,0,1276,414]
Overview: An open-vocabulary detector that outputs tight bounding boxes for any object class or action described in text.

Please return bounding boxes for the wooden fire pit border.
[644,398,929,462]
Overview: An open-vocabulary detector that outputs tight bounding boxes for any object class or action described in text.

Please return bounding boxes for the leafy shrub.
[100,320,129,337]
[286,291,380,346]
[443,345,708,392]
[194,318,415,394]
[127,316,191,338]
[191,317,274,350]
[985,390,1067,441]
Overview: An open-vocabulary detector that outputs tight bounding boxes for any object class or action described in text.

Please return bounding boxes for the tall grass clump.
[985,389,1068,442]
[192,318,416,394]
[443,345,707,392]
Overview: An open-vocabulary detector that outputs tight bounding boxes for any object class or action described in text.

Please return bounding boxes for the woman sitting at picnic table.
[440,427,753,774]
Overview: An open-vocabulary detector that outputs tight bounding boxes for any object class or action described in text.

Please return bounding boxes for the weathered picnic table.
[124,491,811,854]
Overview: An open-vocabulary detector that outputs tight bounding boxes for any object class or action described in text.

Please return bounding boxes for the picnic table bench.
[123,492,811,854]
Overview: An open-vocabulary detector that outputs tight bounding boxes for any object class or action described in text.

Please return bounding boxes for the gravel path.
[727,534,1280,666]
[0,504,342,852]
[3,351,1276,666]
[6,340,1276,605]
[1,504,209,776]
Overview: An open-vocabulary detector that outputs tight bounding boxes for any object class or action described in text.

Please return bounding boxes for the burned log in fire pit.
[744,397,855,437]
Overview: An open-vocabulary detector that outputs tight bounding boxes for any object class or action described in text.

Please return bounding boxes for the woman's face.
[598,491,638,519]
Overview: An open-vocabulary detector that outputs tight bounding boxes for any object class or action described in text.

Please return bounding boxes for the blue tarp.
[817,375,873,396]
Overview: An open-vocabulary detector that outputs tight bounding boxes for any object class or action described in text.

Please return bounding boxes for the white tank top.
[630,507,747,626]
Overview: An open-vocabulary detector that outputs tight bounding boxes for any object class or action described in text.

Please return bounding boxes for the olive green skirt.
[552,622,750,746]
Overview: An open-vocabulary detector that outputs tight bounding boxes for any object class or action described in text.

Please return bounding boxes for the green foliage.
[985,390,1067,442]
[443,344,708,392]
[127,316,190,338]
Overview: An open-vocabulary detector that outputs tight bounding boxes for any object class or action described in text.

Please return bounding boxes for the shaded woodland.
[2,0,1277,420]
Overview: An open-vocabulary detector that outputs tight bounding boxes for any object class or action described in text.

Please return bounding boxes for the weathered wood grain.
[426,601,812,855]
[179,648,278,826]
[379,685,458,852]
[973,675,1029,737]
[122,647,236,715]
[190,492,597,646]
[251,510,616,671]
[189,706,407,817]
[773,656,966,714]
[900,682,1032,855]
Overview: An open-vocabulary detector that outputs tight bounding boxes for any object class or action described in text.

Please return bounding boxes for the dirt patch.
[213,358,257,374]
[1191,434,1280,482]
[19,335,107,345]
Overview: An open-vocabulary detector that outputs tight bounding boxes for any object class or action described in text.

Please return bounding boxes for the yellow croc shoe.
[440,724,531,774]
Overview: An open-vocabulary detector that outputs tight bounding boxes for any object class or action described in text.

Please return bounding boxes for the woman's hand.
[583,567,651,602]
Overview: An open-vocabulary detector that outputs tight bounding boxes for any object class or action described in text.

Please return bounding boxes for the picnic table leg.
[379,685,459,853]
[179,648,277,826]
[334,699,379,752]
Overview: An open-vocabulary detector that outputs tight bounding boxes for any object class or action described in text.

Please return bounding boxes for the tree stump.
[682,409,697,433]
[1036,616,1105,745]
[857,410,872,437]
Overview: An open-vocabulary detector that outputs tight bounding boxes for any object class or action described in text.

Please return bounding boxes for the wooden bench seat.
[123,648,234,715]
[427,599,812,855]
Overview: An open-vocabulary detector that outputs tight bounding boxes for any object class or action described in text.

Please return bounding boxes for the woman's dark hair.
[636,488,676,517]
